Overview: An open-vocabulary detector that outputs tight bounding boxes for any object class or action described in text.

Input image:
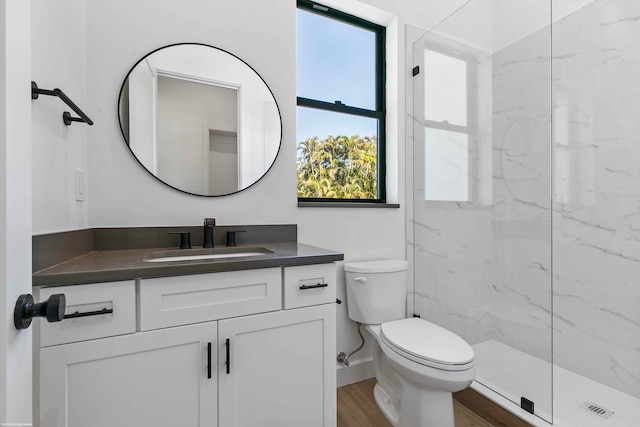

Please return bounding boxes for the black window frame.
[296,0,387,204]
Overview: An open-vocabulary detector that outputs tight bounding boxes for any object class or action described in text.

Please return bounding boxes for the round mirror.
[118,43,282,196]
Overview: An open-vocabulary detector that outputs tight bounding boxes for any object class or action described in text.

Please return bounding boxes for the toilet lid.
[344,259,408,273]
[380,318,474,366]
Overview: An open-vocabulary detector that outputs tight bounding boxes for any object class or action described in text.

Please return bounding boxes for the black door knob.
[14,293,66,330]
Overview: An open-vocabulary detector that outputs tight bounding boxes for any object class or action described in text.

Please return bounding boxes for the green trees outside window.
[297,135,377,199]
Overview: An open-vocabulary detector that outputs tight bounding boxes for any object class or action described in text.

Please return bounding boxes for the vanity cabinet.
[218,304,335,427]
[40,322,217,427]
[35,263,336,427]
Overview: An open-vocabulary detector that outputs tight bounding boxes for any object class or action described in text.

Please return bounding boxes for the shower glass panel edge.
[410,0,553,423]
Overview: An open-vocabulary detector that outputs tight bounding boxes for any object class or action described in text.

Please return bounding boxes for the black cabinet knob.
[14,293,66,330]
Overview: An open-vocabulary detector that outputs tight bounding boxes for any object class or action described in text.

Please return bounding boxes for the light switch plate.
[75,169,85,201]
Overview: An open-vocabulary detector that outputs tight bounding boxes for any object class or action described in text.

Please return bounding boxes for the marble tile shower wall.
[491,27,553,365]
[411,0,639,400]
[551,0,640,398]
[412,34,496,347]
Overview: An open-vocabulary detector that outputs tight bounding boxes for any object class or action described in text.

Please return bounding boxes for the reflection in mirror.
[118,44,281,196]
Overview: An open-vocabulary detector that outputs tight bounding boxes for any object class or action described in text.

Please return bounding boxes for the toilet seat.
[380,318,474,372]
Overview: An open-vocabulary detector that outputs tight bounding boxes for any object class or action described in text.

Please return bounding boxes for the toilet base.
[397,378,454,427]
[373,383,400,426]
[373,379,455,427]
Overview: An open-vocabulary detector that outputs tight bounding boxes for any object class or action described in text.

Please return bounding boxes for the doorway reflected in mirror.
[118,43,281,197]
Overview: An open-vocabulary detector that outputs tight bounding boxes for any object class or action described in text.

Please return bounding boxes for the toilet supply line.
[337,322,365,366]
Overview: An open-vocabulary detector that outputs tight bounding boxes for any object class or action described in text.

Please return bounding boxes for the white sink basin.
[146,252,267,263]
[144,247,272,263]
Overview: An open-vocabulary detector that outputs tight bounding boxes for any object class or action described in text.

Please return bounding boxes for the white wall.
[31,0,87,234]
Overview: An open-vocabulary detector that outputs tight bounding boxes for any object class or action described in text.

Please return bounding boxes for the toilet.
[344,259,475,427]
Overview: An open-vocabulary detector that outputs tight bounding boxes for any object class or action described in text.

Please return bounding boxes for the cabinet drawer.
[38,281,136,347]
[139,268,282,331]
[283,263,336,309]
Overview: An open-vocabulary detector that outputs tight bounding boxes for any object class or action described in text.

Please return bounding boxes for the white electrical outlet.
[75,169,85,201]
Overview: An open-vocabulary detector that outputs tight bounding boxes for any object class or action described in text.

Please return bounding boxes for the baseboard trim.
[336,357,375,388]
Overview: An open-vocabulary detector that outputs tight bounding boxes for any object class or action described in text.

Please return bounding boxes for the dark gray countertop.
[33,242,344,287]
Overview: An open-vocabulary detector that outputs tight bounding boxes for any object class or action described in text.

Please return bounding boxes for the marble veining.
[409,0,640,419]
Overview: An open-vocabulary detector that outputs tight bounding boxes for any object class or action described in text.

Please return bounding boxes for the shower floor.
[472,340,640,427]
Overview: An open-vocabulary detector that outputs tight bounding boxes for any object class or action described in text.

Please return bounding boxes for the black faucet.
[203,218,215,248]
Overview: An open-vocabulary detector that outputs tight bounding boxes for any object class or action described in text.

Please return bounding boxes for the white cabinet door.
[218,304,336,427]
[39,322,217,427]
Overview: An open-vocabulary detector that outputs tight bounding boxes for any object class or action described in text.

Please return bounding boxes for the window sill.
[297,201,400,208]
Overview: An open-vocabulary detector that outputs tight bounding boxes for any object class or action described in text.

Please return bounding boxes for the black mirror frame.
[117,42,283,197]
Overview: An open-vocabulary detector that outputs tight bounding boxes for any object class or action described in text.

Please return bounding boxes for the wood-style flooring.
[337,378,534,427]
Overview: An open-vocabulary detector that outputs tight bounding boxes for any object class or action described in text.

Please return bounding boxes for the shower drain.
[580,401,615,419]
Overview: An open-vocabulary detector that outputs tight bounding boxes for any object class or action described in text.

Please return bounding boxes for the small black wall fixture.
[31,81,94,126]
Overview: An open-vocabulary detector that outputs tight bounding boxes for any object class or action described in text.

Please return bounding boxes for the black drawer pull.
[63,308,113,319]
[207,342,212,379]
[225,338,231,374]
[299,283,328,290]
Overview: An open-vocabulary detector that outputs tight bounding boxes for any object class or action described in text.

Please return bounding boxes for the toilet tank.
[344,259,409,324]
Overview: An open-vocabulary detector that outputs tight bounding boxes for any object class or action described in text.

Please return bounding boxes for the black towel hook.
[31,81,94,126]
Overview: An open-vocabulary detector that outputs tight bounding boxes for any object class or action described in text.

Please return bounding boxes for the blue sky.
[296,8,377,145]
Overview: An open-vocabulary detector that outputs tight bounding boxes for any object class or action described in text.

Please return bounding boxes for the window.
[296,0,386,203]
[422,47,472,202]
